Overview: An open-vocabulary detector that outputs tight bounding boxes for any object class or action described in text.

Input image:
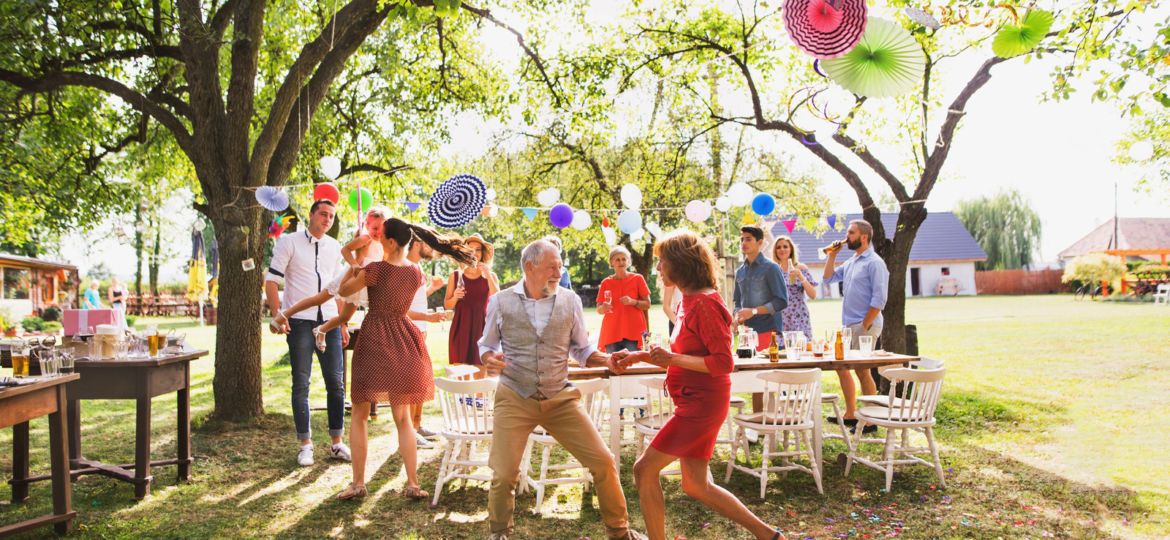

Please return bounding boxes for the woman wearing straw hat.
[444,233,500,379]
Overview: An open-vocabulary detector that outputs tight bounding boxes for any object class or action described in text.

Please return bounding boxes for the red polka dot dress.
[351,261,434,406]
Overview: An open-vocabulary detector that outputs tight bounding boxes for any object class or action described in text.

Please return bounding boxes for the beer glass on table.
[11,341,30,377]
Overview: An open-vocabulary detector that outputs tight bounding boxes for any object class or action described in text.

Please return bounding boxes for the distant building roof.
[1057,218,1170,260]
[766,212,987,265]
[0,253,78,271]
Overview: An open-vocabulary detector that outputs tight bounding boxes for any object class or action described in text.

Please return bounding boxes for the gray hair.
[521,239,558,268]
[608,245,631,261]
[542,235,562,251]
[850,219,874,242]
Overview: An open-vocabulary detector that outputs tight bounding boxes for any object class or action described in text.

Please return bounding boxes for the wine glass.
[436,306,446,331]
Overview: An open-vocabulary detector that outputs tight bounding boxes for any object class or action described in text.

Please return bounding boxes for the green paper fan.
[821,17,925,98]
[992,9,1053,58]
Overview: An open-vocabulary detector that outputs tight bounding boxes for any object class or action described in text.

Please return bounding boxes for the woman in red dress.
[615,230,783,540]
[335,218,473,500]
[444,234,500,379]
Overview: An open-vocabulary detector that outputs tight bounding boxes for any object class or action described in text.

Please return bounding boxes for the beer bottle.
[834,331,844,361]
[768,333,779,363]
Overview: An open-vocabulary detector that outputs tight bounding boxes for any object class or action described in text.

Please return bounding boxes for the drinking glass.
[604,290,613,305]
[783,331,799,358]
[812,339,826,357]
[12,345,30,377]
[58,351,75,374]
[436,307,446,331]
[41,349,59,376]
[859,335,876,356]
[841,327,853,351]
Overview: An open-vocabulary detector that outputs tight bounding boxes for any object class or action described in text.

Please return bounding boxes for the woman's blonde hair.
[653,230,719,292]
[771,235,799,265]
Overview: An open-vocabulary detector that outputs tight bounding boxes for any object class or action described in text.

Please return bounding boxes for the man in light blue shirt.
[733,226,789,348]
[823,219,889,430]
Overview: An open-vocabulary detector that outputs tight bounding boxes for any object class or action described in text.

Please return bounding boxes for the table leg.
[609,377,622,464]
[67,398,81,466]
[134,393,153,499]
[50,387,73,534]
[12,421,30,502]
[177,386,190,481]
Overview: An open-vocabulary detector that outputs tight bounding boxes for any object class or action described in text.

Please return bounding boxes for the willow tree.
[0,0,557,420]
[954,189,1041,270]
[627,0,1160,352]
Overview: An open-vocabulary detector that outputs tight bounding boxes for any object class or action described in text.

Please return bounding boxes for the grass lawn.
[2,295,1167,538]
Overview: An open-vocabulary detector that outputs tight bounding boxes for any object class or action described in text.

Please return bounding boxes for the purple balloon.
[549,203,574,229]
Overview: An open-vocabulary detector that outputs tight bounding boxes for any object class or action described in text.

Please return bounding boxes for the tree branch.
[459,1,563,108]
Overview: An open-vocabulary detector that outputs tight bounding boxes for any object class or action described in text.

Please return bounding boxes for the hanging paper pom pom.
[319,156,342,180]
[313,182,340,204]
[549,203,574,229]
[256,186,290,211]
[571,210,592,230]
[751,193,776,216]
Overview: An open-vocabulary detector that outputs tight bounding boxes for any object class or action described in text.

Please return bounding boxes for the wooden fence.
[975,269,1068,295]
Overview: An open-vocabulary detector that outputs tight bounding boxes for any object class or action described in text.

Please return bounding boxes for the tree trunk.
[134,204,144,296]
[208,203,268,421]
[150,223,160,296]
[874,206,927,354]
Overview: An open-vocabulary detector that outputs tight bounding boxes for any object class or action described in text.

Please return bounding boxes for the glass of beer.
[12,344,30,377]
[147,333,160,357]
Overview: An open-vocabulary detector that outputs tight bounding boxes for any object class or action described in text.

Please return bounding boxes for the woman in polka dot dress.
[335,218,473,500]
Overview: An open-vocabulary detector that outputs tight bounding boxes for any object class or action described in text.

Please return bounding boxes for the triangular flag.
[742,213,757,225]
[783,219,797,233]
[521,207,539,220]
[404,201,421,213]
[826,214,836,229]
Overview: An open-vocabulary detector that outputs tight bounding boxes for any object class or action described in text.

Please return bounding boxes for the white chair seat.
[725,369,823,497]
[634,412,672,431]
[820,393,840,403]
[734,412,813,429]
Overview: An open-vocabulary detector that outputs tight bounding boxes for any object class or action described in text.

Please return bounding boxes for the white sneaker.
[297,444,314,466]
[330,443,352,462]
[417,426,439,440]
[415,432,435,449]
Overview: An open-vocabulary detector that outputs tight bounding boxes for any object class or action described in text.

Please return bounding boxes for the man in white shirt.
[265,199,350,466]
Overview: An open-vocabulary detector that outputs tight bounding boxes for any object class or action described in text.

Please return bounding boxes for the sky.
[51,1,1168,282]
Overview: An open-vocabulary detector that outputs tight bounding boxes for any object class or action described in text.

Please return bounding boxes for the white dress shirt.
[266,230,343,321]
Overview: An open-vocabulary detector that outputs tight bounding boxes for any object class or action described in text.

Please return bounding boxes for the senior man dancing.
[479,239,645,540]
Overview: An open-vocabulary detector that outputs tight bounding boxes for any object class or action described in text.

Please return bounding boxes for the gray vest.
[496,287,577,398]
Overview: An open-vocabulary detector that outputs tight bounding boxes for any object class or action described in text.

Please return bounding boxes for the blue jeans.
[288,319,345,441]
[605,339,639,354]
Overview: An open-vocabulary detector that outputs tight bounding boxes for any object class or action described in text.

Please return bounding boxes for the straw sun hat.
[465,234,494,265]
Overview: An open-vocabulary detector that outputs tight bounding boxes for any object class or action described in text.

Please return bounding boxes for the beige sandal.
[402,485,429,500]
[336,483,367,500]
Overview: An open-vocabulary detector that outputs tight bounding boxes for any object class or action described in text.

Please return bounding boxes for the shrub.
[21,316,44,332]
[42,321,63,333]
[1062,253,1126,291]
[42,305,62,322]
[125,314,138,328]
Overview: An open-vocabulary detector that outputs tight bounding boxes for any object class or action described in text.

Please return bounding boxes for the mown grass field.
[2,295,1167,539]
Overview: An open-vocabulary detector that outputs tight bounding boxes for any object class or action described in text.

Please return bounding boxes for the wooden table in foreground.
[10,350,209,500]
[2,374,80,536]
[569,351,920,471]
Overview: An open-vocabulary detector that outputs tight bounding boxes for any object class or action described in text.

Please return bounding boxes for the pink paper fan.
[783,0,868,60]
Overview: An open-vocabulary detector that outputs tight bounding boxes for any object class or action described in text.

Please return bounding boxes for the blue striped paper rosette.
[428,174,486,228]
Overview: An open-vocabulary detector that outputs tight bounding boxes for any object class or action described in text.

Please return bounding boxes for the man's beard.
[847,238,862,250]
[541,281,557,296]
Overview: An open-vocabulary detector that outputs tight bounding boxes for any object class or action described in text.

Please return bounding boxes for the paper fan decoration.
[428,174,486,229]
[255,186,289,212]
[782,0,868,60]
[992,9,1053,59]
[903,7,940,29]
[821,17,925,98]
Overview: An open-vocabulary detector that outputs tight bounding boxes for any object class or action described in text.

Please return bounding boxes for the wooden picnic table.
[2,374,79,536]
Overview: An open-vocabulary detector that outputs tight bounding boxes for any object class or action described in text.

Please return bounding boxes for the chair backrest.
[877,356,945,378]
[434,377,498,434]
[444,364,481,381]
[755,369,821,426]
[573,378,610,430]
[639,377,674,418]
[879,367,945,422]
[1158,283,1170,293]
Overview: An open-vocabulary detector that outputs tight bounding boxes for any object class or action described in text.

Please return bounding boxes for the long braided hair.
[383,218,474,266]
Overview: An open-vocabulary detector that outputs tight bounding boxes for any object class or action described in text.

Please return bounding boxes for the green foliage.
[41,305,62,322]
[1062,253,1127,287]
[42,321,63,333]
[954,189,1043,270]
[19,316,43,332]
[124,314,137,328]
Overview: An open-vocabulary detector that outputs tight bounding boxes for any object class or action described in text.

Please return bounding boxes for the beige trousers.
[488,384,630,538]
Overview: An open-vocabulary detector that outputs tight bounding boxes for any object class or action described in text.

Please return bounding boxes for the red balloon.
[313,182,340,204]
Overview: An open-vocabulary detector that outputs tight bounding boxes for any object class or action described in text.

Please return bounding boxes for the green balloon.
[348,187,373,212]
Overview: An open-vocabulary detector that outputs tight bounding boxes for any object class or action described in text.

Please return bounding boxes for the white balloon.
[620,183,642,209]
[319,156,341,180]
[617,209,642,234]
[488,206,499,217]
[684,200,711,222]
[486,188,497,201]
[537,188,560,207]
[728,183,753,207]
[1130,140,1155,161]
[715,196,732,212]
[602,227,617,246]
[645,222,662,238]
[571,210,592,230]
[631,229,645,241]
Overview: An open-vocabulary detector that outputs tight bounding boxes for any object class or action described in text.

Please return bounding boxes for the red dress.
[596,273,650,348]
[352,262,434,406]
[649,291,735,460]
[448,271,489,365]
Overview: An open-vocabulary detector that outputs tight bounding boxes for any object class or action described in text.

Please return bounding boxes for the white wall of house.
[0,299,34,320]
[806,261,979,300]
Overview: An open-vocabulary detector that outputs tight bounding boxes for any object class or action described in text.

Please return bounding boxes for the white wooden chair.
[431,377,497,505]
[1154,283,1170,305]
[518,378,609,513]
[632,377,681,476]
[443,363,481,380]
[724,369,824,497]
[859,357,945,409]
[845,367,947,492]
[820,393,853,457]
